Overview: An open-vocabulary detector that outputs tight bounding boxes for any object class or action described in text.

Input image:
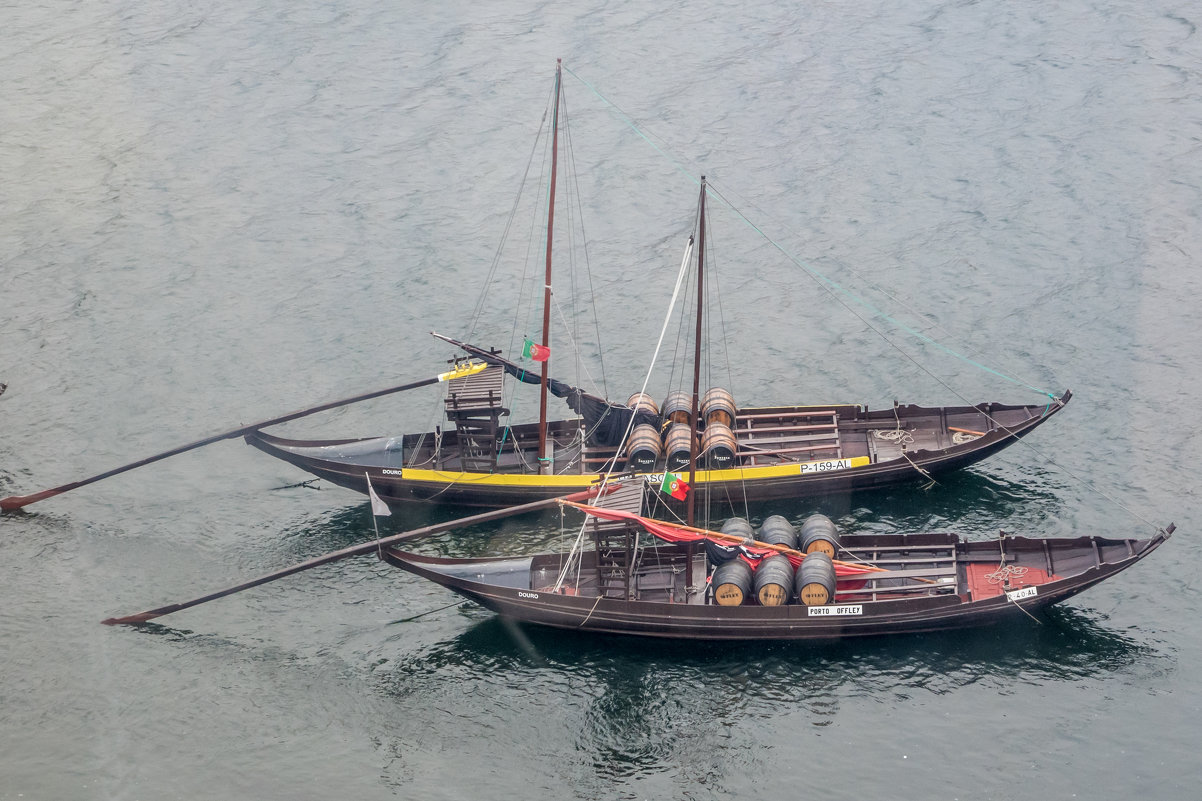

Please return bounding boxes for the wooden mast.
[687,176,707,528]
[537,59,562,475]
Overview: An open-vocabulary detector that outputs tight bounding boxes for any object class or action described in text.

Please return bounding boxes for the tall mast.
[687,176,706,527]
[537,59,562,474]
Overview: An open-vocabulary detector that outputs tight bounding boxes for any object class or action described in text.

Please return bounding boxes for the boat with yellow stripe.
[245,63,1070,511]
[245,386,1067,509]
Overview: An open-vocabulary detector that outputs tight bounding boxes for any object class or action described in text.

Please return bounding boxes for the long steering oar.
[102,485,606,626]
[1,362,487,512]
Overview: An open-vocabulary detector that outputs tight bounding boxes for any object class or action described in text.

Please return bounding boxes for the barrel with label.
[795,551,837,606]
[664,423,696,471]
[624,424,662,471]
[661,390,692,426]
[701,387,736,428]
[754,554,795,606]
[701,422,736,469]
[712,559,753,606]
[799,514,840,558]
[626,392,661,427]
[757,515,798,550]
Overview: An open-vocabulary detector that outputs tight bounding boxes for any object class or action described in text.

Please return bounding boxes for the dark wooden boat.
[0,62,1071,518]
[100,477,1173,640]
[245,62,1069,510]
[378,484,1172,641]
[245,387,1069,509]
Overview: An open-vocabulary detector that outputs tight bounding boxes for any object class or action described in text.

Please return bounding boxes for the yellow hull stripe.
[400,456,871,488]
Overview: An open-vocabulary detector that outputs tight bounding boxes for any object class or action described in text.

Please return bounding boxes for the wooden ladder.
[581,443,622,473]
[443,365,509,472]
[587,480,647,599]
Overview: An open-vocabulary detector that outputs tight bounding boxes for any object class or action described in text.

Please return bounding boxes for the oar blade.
[1,489,65,511]
[101,610,172,626]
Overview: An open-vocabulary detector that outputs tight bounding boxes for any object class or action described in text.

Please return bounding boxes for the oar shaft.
[2,373,455,512]
[101,486,606,626]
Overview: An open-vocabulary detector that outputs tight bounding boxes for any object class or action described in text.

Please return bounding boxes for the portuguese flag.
[522,337,550,362]
[660,471,690,500]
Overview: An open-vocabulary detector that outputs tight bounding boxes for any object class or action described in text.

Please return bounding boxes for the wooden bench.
[735,410,842,466]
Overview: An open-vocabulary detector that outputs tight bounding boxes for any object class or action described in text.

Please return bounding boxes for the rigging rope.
[563,64,1058,401]
[871,429,914,446]
[986,564,1030,585]
[559,65,1187,536]
[427,65,1169,541]
[552,236,697,572]
[465,97,550,346]
[597,235,696,468]
[470,73,609,403]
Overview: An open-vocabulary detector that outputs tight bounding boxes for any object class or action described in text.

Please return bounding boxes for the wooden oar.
[101,485,605,625]
[1,362,487,512]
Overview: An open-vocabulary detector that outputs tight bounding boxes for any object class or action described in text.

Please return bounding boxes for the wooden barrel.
[701,422,736,469]
[624,424,662,471]
[712,559,753,606]
[799,514,840,558]
[754,554,795,606]
[707,517,753,564]
[795,551,836,606]
[720,517,755,539]
[701,387,736,427]
[626,392,661,427]
[664,423,696,471]
[757,515,798,550]
[661,390,692,426]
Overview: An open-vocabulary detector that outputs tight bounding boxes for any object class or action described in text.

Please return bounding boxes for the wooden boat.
[100,477,1174,640]
[377,483,1172,641]
[0,62,1069,518]
[245,386,1069,509]
[245,62,1069,510]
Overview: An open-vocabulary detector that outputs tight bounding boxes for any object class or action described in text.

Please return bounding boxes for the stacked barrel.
[621,387,739,472]
[623,393,662,470]
[699,388,736,468]
[709,514,841,607]
[708,517,755,604]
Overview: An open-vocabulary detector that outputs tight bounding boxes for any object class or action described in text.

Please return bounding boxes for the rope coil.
[985,564,1029,585]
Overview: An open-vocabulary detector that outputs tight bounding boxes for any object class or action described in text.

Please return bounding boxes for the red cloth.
[575,504,874,576]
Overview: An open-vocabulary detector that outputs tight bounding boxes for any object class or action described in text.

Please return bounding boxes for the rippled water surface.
[3,1,1200,799]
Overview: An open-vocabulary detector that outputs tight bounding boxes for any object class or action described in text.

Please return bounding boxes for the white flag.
[365,473,391,517]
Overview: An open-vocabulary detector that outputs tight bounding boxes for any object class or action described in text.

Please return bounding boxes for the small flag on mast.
[522,337,550,362]
[365,473,391,517]
[660,471,689,501]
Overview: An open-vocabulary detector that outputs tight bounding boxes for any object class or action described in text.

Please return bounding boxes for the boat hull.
[380,527,1168,641]
[246,395,1070,508]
